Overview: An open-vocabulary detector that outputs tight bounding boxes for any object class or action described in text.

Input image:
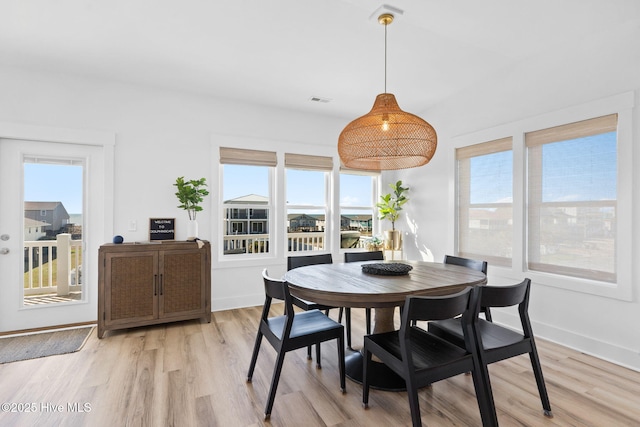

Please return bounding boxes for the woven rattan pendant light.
[338,13,437,170]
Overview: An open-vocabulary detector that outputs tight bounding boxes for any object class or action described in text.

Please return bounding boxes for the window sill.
[489,265,631,301]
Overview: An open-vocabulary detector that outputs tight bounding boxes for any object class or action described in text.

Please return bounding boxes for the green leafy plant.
[376,180,409,231]
[366,235,384,251]
[174,177,210,220]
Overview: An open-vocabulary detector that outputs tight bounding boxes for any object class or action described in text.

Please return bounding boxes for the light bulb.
[382,114,390,131]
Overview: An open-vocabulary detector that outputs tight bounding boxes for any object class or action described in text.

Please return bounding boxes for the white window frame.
[526,114,618,283]
[283,153,339,256]
[217,145,276,262]
[456,138,513,267]
[338,170,380,253]
[451,92,634,301]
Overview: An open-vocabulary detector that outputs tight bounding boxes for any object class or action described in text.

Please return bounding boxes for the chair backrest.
[400,287,480,353]
[344,251,384,263]
[401,287,477,324]
[287,253,333,270]
[477,278,533,339]
[444,254,488,275]
[261,269,294,318]
[480,278,530,308]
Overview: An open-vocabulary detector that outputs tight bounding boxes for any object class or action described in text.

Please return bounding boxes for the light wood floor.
[1,305,639,427]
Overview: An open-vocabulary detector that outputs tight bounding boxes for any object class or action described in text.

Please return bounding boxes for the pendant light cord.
[384,20,388,93]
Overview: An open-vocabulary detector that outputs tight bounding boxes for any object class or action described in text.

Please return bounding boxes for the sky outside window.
[469,150,513,205]
[28,162,377,217]
[541,132,616,202]
[24,163,83,214]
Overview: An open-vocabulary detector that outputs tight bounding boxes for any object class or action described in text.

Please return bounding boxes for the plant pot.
[187,220,198,240]
[384,230,402,250]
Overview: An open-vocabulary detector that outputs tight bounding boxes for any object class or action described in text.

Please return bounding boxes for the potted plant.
[376,180,409,250]
[366,235,384,251]
[174,176,209,239]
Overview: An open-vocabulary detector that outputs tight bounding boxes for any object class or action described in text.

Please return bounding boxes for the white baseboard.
[493,312,640,372]
[212,293,264,312]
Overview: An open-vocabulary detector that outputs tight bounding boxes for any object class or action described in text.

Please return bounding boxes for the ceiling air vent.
[309,96,332,103]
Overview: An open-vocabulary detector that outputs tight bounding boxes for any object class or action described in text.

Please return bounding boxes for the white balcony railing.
[24,233,82,296]
[223,231,369,255]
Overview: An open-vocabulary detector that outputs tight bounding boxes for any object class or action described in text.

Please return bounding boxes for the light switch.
[128,220,137,231]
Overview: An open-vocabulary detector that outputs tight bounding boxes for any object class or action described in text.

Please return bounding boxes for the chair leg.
[365,308,372,335]
[316,342,322,369]
[337,332,346,393]
[405,377,422,427]
[247,330,263,381]
[470,357,499,427]
[307,345,312,360]
[362,344,372,408]
[345,308,352,349]
[338,307,344,323]
[529,344,553,417]
[264,349,287,418]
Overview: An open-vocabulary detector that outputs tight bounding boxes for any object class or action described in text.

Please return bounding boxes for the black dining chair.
[444,255,490,318]
[344,250,384,347]
[428,278,553,420]
[363,287,498,427]
[287,253,338,365]
[247,269,346,419]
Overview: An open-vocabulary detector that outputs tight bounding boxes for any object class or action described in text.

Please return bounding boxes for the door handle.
[0,248,9,255]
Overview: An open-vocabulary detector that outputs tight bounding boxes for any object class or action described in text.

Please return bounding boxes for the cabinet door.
[104,251,158,326]
[159,249,205,318]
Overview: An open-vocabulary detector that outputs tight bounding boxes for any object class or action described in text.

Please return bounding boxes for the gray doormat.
[0,326,94,364]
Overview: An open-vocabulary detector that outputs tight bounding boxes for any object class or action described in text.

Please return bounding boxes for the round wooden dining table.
[283,260,487,390]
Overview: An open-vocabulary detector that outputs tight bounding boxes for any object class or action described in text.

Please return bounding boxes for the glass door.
[0,138,105,332]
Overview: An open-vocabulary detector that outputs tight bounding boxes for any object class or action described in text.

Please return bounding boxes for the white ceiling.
[1,0,639,120]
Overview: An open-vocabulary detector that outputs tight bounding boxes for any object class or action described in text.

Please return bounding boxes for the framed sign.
[149,218,175,241]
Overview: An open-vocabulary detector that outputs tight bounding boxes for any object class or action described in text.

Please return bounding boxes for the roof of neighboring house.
[24,218,50,227]
[24,201,66,211]
[223,194,268,204]
[341,215,373,221]
[288,213,325,221]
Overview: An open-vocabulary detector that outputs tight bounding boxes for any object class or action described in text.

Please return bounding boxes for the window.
[285,154,332,253]
[456,138,513,266]
[456,115,619,284]
[453,92,633,299]
[339,171,379,249]
[526,114,617,282]
[220,147,275,256]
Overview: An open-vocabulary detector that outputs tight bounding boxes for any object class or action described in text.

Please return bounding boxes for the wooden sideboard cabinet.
[98,240,211,338]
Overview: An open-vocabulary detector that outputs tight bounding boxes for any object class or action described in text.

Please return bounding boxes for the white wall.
[393,22,640,370]
[0,64,345,327]
[1,14,638,370]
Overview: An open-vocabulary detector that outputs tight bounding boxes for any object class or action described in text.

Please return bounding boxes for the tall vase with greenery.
[376,180,409,250]
[174,177,209,240]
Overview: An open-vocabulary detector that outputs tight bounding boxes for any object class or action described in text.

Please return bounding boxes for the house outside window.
[339,171,379,250]
[220,147,275,256]
[285,153,332,253]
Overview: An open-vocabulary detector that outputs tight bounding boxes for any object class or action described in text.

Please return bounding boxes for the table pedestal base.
[345,349,406,391]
